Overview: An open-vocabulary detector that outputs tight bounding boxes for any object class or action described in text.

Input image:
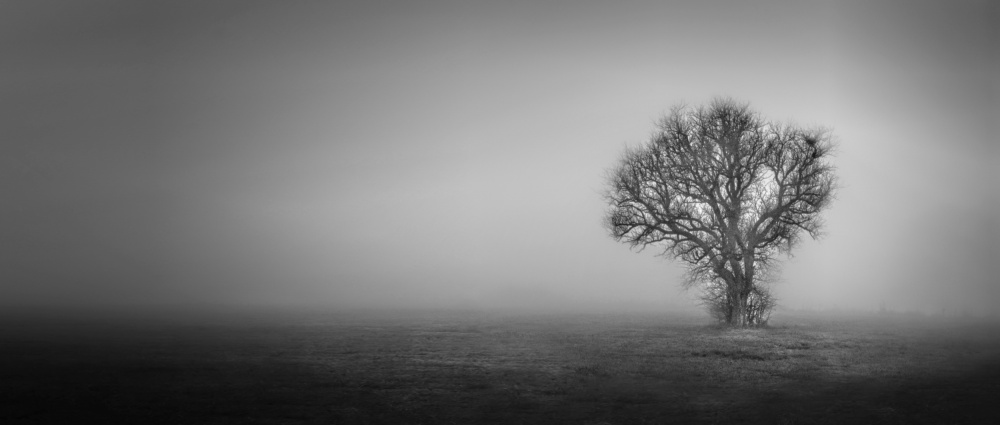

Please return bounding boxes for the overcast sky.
[2,0,996,313]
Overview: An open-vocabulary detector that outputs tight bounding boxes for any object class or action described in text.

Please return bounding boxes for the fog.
[2,0,996,315]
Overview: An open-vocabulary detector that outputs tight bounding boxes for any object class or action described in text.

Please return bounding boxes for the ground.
[1,307,998,424]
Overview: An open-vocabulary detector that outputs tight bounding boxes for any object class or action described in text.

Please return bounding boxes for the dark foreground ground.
[1,306,999,424]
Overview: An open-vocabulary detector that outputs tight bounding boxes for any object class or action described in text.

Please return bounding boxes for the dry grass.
[1,307,998,424]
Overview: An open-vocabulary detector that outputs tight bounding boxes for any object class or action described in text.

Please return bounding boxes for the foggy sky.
[2,0,997,313]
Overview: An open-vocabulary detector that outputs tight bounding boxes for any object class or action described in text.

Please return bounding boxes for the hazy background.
[2,0,996,314]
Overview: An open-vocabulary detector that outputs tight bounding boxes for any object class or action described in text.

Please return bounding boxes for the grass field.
[1,307,998,424]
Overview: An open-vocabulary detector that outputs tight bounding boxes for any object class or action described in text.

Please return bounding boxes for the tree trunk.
[734,292,749,327]
[723,279,749,327]
[719,271,763,327]
[740,256,760,327]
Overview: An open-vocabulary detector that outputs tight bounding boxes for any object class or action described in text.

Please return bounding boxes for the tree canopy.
[604,99,837,326]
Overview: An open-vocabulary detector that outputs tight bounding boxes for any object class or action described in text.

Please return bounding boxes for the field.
[1,307,999,424]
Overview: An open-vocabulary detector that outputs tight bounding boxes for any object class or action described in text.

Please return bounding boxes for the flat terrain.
[1,307,999,424]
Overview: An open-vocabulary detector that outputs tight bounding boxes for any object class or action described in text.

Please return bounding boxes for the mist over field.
[2,0,997,315]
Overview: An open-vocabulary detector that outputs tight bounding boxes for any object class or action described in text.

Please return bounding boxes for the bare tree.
[604,99,836,326]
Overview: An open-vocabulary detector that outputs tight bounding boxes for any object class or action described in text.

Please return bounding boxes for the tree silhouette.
[604,99,836,326]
